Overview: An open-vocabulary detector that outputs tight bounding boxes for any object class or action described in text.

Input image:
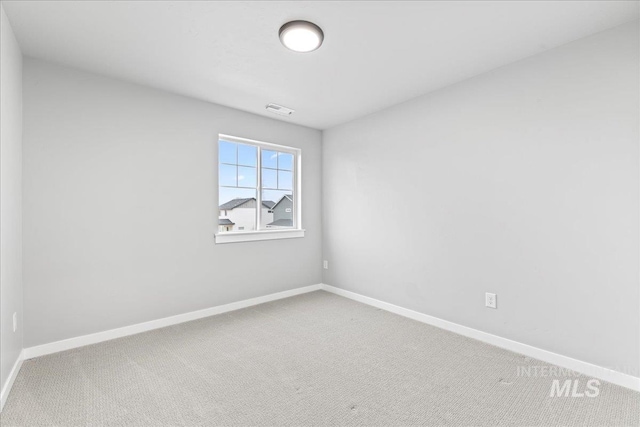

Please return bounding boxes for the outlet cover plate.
[485,293,497,309]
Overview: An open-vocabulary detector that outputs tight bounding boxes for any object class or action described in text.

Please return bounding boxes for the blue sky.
[219,140,293,206]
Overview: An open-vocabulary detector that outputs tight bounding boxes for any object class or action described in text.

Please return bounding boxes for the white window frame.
[215,134,304,244]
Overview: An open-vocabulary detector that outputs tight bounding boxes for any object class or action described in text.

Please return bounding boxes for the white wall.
[323,21,639,375]
[0,4,24,397]
[22,58,322,348]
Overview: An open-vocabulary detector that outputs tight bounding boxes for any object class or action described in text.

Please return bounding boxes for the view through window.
[218,136,298,233]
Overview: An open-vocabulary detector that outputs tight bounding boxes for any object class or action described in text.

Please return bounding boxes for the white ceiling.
[3,1,638,130]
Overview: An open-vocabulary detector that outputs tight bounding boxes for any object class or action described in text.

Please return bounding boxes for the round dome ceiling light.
[279,20,324,53]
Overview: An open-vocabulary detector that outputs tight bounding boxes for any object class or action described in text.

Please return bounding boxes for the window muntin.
[217,135,300,235]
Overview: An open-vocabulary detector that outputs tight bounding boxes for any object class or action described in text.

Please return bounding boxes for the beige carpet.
[1,291,638,426]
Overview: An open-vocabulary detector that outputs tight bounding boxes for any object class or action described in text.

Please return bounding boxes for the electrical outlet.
[323,260,329,269]
[485,293,497,309]
[13,312,17,332]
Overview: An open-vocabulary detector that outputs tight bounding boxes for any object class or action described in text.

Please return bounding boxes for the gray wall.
[322,22,639,374]
[23,58,322,348]
[0,4,24,393]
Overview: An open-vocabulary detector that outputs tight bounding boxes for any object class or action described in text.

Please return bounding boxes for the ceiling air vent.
[266,103,295,116]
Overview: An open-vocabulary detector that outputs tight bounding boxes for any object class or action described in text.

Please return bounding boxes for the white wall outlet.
[485,293,497,309]
[13,312,17,332]
[323,260,329,269]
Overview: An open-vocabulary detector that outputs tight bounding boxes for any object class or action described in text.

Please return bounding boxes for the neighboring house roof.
[218,218,235,225]
[267,218,293,227]
[272,194,293,209]
[219,198,250,210]
[219,198,275,210]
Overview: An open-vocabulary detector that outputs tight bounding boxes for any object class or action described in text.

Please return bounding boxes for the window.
[216,134,303,244]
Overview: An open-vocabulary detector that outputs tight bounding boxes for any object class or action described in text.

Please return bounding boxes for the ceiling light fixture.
[279,20,324,53]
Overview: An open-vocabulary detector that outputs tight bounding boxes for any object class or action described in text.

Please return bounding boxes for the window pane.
[219,164,237,187]
[218,188,256,232]
[238,166,256,188]
[238,144,257,167]
[262,168,277,189]
[278,153,293,171]
[260,194,276,229]
[219,141,236,164]
[263,190,294,229]
[262,149,278,169]
[278,170,293,190]
[218,137,299,234]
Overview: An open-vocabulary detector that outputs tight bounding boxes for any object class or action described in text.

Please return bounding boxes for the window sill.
[215,229,305,244]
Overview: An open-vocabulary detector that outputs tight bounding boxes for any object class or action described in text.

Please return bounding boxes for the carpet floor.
[1,290,638,426]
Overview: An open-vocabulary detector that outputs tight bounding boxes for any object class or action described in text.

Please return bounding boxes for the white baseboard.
[24,284,322,360]
[0,349,24,412]
[320,284,640,392]
[19,282,640,393]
